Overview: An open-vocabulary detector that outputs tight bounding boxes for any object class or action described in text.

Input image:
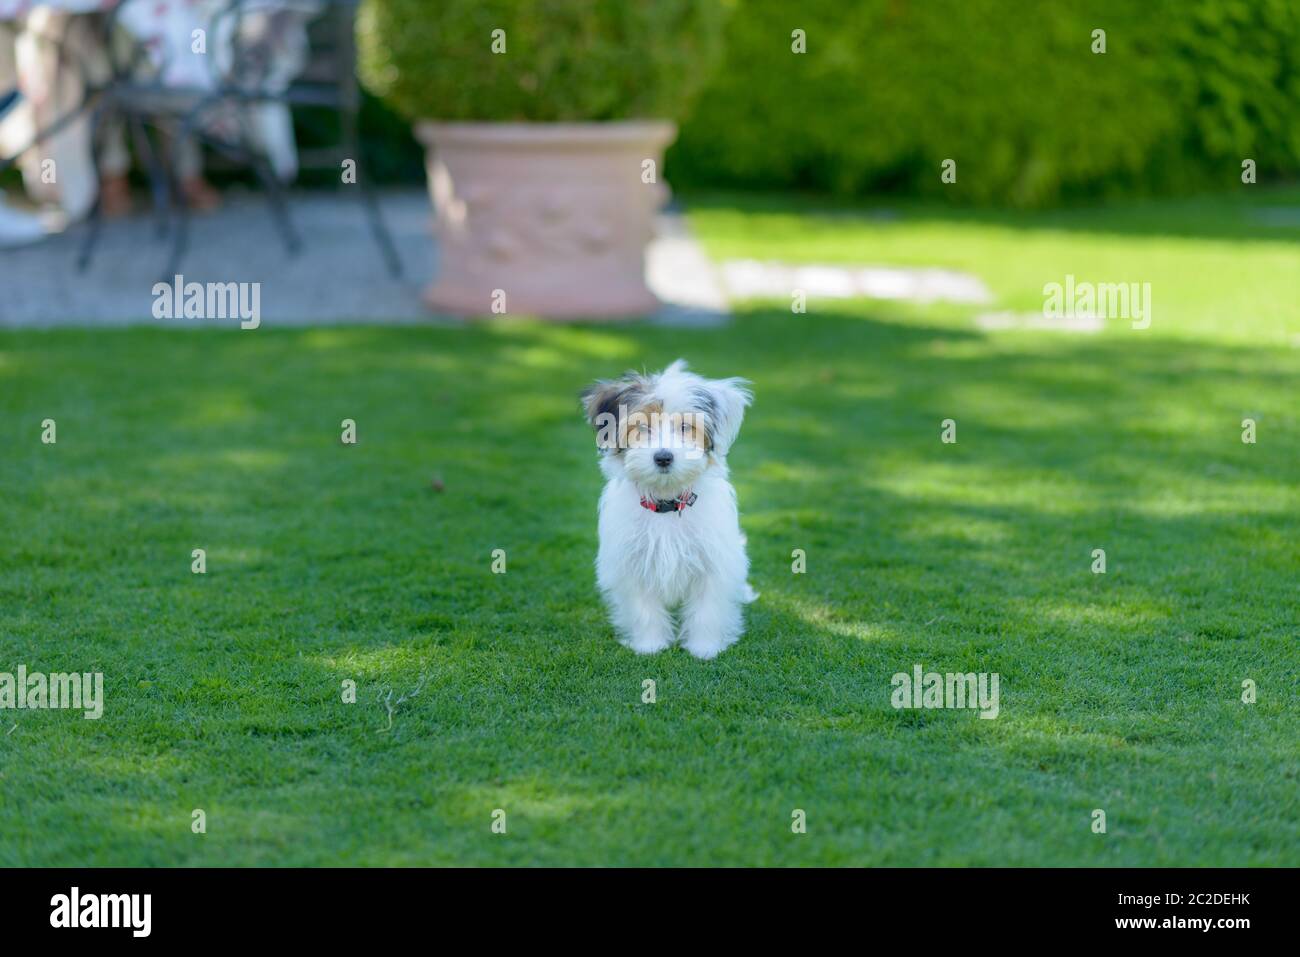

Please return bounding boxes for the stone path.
[645,211,730,326]
[0,189,435,327]
[0,189,735,327]
[0,188,1001,327]
[718,259,992,305]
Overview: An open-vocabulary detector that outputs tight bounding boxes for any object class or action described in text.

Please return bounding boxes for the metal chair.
[73,0,400,280]
[284,0,399,275]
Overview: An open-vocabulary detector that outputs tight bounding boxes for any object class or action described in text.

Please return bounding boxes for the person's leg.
[97,118,131,216]
[14,10,98,220]
[0,21,18,121]
[0,24,47,245]
[245,102,297,183]
[173,133,220,211]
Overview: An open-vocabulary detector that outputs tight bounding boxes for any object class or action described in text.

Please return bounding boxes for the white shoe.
[0,193,46,248]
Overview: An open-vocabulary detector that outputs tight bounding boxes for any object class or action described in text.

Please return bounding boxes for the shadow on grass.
[0,307,1296,864]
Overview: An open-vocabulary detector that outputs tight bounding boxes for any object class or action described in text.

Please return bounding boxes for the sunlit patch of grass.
[0,189,1295,865]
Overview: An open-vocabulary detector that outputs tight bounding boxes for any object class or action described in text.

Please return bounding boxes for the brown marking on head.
[580,373,649,451]
[619,398,663,451]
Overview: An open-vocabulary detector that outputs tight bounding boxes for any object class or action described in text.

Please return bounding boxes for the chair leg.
[75,104,108,272]
[129,117,170,239]
[356,163,402,278]
[75,193,104,272]
[216,106,300,257]
[162,180,189,282]
[249,150,300,257]
[343,102,401,277]
[165,103,232,279]
[162,126,191,281]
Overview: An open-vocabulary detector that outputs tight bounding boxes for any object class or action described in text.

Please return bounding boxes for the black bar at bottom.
[1,866,1285,942]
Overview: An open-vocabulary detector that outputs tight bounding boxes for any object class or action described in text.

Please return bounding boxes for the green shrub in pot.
[357,0,730,317]
[358,0,729,123]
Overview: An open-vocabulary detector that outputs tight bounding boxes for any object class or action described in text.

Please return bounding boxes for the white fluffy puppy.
[581,360,756,659]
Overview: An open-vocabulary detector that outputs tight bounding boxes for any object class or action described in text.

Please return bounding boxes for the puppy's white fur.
[582,360,756,659]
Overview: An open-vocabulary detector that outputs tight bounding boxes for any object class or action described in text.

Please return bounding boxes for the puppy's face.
[581,360,751,495]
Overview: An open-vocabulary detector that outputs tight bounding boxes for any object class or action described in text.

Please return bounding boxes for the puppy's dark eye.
[681,421,692,434]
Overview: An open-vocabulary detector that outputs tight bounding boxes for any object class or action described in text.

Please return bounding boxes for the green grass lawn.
[1,188,1297,865]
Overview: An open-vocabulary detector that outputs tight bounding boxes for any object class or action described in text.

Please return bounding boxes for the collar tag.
[640,490,697,514]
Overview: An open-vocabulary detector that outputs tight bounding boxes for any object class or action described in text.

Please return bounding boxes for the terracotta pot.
[415,121,676,319]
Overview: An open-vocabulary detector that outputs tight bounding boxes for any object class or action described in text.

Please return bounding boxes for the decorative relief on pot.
[417,122,676,317]
[438,184,624,262]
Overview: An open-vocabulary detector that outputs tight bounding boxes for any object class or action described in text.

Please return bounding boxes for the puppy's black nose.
[653,450,674,468]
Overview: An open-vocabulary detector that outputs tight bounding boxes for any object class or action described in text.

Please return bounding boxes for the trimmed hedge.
[357,0,730,122]
[668,0,1300,205]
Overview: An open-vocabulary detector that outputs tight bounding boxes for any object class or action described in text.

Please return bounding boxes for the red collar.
[640,490,698,514]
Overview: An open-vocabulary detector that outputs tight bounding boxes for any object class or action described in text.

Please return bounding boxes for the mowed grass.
[0,189,1297,866]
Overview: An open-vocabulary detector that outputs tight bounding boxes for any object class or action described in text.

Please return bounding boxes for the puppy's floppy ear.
[580,374,642,450]
[702,376,752,455]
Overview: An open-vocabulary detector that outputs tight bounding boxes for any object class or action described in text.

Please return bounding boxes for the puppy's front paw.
[680,597,742,659]
[681,634,729,660]
[623,632,673,655]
